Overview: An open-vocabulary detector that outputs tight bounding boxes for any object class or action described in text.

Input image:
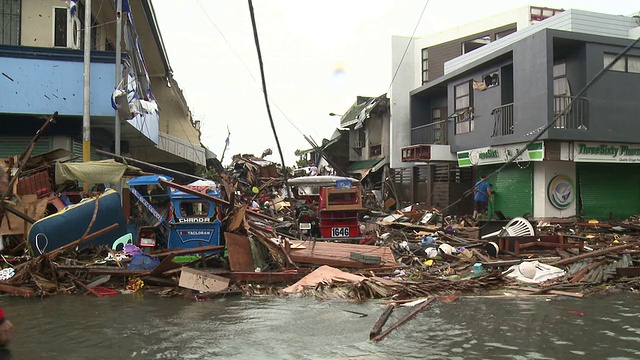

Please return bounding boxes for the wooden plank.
[225,232,255,272]
[551,244,635,266]
[369,305,395,339]
[372,298,436,342]
[227,204,247,232]
[289,241,396,267]
[350,252,382,265]
[48,223,119,258]
[179,267,229,292]
[149,244,224,258]
[0,283,36,297]
[149,254,180,276]
[511,286,584,298]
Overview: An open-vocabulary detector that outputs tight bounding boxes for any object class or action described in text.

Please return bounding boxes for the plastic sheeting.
[55,159,127,185]
[504,261,565,284]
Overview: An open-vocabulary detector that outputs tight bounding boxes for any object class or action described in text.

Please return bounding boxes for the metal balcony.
[410,119,448,145]
[491,103,514,137]
[553,96,588,130]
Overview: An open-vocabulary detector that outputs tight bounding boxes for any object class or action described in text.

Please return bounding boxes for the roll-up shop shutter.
[0,137,52,158]
[479,163,533,219]
[578,163,640,220]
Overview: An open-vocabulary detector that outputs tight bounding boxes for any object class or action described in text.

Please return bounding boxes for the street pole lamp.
[329,113,343,117]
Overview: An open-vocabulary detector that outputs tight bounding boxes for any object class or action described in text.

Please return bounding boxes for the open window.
[483,72,499,88]
[462,35,490,54]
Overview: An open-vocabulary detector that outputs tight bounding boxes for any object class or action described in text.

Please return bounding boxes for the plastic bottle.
[472,262,483,277]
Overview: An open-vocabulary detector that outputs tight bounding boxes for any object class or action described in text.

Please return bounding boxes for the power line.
[195,0,313,142]
[247,0,286,172]
[387,0,430,94]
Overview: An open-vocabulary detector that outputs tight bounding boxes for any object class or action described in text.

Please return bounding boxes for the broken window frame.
[0,0,21,46]
[482,71,500,88]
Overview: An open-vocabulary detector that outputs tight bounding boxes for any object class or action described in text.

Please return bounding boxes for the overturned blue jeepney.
[127,175,223,251]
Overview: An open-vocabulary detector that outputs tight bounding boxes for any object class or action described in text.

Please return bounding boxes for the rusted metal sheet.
[289,241,397,269]
[225,232,255,272]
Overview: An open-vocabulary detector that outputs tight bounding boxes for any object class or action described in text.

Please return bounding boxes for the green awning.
[347,157,385,172]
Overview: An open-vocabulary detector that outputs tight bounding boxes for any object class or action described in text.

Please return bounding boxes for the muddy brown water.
[1,292,640,359]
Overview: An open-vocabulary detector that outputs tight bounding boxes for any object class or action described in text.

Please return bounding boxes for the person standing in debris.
[473,175,492,220]
[0,307,13,347]
[308,161,318,176]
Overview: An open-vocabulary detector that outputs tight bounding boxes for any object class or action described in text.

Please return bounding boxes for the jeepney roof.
[126,174,174,186]
[287,175,360,187]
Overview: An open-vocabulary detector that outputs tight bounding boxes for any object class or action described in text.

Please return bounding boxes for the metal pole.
[115,0,122,155]
[114,0,122,155]
[82,0,92,191]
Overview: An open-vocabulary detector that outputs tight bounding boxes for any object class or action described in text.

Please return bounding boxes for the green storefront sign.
[457,142,544,167]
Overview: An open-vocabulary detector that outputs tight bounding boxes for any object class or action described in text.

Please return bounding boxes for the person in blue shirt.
[473,175,492,220]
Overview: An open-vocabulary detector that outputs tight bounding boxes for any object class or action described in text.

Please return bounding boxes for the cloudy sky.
[150,0,639,166]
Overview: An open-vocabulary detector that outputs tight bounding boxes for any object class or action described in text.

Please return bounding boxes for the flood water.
[2,291,640,359]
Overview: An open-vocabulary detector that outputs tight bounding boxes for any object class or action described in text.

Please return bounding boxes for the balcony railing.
[491,103,514,137]
[553,95,588,130]
[410,119,448,145]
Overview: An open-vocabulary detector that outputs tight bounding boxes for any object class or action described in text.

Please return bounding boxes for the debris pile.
[1,140,640,304]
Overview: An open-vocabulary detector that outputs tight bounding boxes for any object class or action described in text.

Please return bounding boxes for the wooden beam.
[369,305,394,340]
[551,244,635,266]
[372,298,436,342]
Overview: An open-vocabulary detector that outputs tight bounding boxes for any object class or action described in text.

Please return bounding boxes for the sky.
[150,0,639,167]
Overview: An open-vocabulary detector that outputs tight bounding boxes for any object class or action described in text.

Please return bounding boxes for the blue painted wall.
[0,56,116,117]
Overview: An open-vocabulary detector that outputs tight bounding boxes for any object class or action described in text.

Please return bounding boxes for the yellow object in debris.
[126,277,144,292]
[588,219,599,224]
[423,259,434,267]
[613,239,620,244]
[586,235,595,239]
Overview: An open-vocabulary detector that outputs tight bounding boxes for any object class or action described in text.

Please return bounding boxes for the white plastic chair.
[481,217,535,239]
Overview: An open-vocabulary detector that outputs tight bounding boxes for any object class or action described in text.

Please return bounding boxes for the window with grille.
[0,0,21,45]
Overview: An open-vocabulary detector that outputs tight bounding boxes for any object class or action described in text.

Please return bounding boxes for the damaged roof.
[340,93,389,129]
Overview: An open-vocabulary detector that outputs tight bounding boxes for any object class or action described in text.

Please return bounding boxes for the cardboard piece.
[178,267,229,293]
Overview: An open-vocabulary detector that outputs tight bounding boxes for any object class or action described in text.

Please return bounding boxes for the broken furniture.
[497,234,584,255]
[481,217,535,239]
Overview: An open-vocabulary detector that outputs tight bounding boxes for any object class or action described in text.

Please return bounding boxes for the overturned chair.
[482,217,584,255]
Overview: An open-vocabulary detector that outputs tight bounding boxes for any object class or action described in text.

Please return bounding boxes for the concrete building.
[391,6,640,220]
[0,0,211,174]
[338,94,390,186]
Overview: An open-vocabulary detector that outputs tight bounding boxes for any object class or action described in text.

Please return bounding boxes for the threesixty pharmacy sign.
[574,142,640,162]
[457,142,544,167]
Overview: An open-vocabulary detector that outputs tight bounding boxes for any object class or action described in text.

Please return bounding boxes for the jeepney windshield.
[179,201,210,217]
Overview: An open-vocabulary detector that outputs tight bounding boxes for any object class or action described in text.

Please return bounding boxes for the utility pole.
[115,0,122,155]
[82,0,92,191]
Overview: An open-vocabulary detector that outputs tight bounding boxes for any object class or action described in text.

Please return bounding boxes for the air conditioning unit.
[352,141,364,149]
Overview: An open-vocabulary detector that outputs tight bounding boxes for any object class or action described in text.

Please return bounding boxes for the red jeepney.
[287,176,364,242]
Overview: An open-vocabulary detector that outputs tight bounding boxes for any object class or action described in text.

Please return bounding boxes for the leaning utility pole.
[115,0,122,155]
[82,0,92,191]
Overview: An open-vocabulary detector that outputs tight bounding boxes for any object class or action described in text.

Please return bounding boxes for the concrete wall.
[21,0,59,48]
[0,56,116,116]
[533,161,577,218]
[21,0,111,49]
[390,36,415,169]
